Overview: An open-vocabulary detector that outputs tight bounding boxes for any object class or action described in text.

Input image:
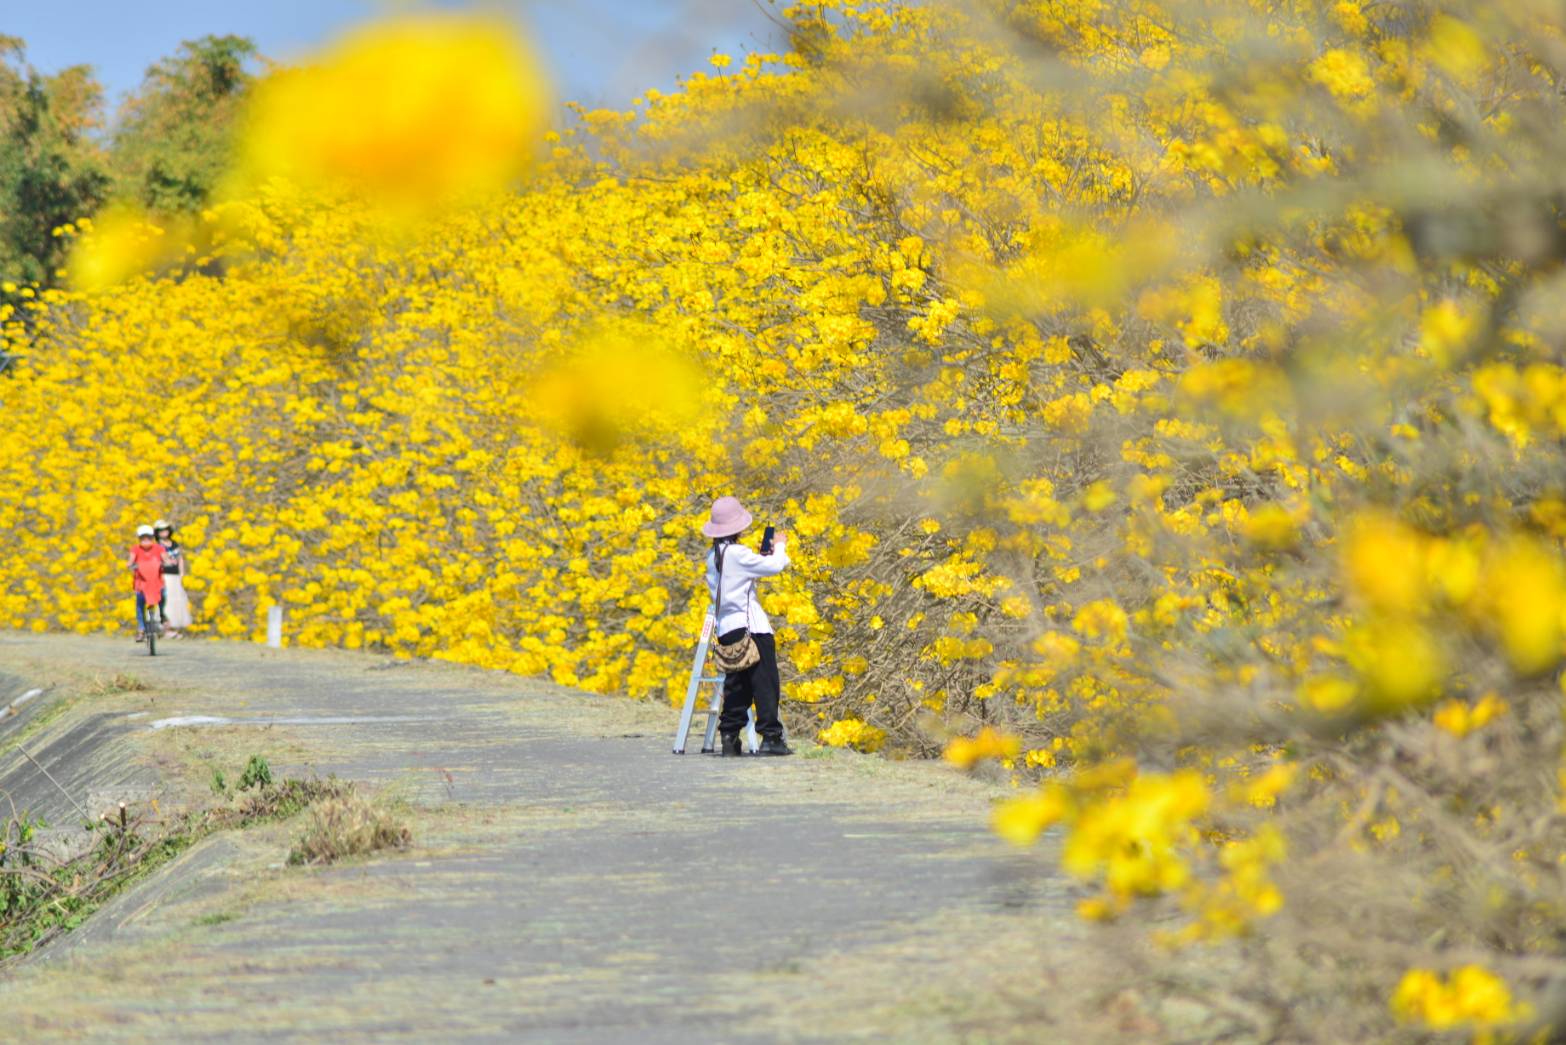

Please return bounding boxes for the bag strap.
[713,541,754,634]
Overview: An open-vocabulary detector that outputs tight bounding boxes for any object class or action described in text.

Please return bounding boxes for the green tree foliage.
[0,37,108,285]
[108,35,257,213]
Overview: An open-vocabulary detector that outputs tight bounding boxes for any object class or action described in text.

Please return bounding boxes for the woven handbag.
[711,543,761,673]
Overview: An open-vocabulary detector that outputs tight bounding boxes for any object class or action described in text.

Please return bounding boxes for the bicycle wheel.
[147,616,157,656]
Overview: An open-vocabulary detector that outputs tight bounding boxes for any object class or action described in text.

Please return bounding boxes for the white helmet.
[136,524,154,537]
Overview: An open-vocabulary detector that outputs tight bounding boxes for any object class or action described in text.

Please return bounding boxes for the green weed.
[1,755,354,964]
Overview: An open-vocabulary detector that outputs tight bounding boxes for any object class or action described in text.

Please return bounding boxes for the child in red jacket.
[127,524,171,642]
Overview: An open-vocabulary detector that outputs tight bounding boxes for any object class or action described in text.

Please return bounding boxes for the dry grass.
[84,673,149,696]
[287,789,411,866]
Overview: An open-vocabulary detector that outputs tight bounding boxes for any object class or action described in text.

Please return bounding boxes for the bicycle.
[133,583,163,656]
[145,605,160,657]
[129,528,174,656]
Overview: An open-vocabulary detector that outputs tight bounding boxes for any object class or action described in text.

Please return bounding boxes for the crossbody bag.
[710,542,762,673]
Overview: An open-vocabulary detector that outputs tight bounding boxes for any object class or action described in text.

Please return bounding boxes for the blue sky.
[5,1,785,115]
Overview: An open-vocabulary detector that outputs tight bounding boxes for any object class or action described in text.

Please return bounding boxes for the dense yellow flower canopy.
[6,0,1566,1033]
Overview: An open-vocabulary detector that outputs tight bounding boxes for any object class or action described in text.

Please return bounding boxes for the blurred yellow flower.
[1182,825,1288,939]
[1062,770,1209,898]
[817,717,886,753]
[992,787,1071,846]
[1419,299,1476,365]
[1422,15,1489,83]
[1242,502,1300,551]
[1391,965,1521,1030]
[1425,537,1481,606]
[1300,673,1358,713]
[1343,513,1427,615]
[234,15,550,219]
[945,727,1020,769]
[1478,538,1566,675]
[1081,480,1116,512]
[1432,693,1507,738]
[1310,48,1376,101]
[1072,599,1129,643]
[527,323,709,455]
[1344,618,1446,710]
[1237,763,1296,809]
[66,206,189,291]
[1139,44,1171,71]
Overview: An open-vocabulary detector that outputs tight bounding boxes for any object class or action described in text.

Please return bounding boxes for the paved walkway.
[0,634,1070,1042]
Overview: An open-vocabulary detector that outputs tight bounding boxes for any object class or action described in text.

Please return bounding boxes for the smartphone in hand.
[760,524,775,555]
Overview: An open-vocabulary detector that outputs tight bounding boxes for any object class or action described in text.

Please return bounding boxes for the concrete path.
[0,634,1073,1043]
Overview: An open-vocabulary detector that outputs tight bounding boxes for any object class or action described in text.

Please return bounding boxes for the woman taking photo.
[703,496,792,756]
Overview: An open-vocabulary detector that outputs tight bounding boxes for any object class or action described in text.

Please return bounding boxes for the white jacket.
[705,539,788,636]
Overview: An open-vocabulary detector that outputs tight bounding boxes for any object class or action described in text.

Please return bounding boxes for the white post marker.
[266,605,283,649]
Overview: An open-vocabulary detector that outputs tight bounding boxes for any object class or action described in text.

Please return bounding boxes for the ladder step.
[672,621,736,755]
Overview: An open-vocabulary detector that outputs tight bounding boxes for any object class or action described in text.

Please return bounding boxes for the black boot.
[720,733,744,757]
[757,736,793,757]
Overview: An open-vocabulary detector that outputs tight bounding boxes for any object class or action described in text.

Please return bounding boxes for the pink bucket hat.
[702,496,753,538]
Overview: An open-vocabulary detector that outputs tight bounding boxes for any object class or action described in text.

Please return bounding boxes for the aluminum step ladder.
[672,611,757,754]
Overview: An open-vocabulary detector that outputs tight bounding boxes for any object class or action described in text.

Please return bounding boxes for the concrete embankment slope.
[0,633,1073,1043]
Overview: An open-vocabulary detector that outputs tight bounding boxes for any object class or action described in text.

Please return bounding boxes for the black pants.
[719,630,783,740]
